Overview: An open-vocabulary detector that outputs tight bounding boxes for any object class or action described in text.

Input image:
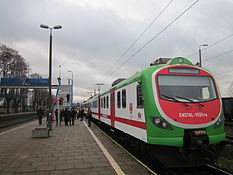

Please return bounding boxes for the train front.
[147,57,225,166]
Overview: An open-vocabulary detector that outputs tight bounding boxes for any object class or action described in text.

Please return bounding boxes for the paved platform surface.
[0,118,154,175]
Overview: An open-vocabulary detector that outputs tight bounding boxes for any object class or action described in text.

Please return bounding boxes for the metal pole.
[70,71,73,106]
[49,29,52,106]
[96,83,104,94]
[198,44,208,67]
[199,47,202,67]
[68,70,73,107]
[71,73,73,106]
[46,29,53,130]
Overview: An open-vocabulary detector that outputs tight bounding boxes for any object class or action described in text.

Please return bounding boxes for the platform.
[0,118,154,175]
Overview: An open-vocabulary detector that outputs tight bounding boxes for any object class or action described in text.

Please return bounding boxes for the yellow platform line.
[83,121,126,175]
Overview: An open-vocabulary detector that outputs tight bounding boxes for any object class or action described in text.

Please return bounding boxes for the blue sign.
[0,78,48,85]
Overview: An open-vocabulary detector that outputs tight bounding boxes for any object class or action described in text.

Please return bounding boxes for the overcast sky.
[1,0,233,102]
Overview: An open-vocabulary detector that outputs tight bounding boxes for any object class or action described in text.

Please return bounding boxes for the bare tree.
[30,73,50,111]
[0,44,29,113]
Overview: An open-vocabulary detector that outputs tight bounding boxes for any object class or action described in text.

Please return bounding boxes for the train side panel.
[114,82,147,142]
[99,93,111,125]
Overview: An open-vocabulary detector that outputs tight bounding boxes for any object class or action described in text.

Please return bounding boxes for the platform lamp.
[40,24,62,130]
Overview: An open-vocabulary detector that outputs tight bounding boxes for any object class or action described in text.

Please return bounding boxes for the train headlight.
[214,115,224,128]
[151,117,173,130]
[154,118,161,124]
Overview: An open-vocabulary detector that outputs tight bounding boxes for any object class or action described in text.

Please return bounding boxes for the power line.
[101,0,174,82]
[214,70,233,76]
[203,48,233,62]
[103,0,200,83]
[186,33,233,58]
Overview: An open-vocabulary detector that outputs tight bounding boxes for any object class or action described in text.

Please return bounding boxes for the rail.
[0,112,37,128]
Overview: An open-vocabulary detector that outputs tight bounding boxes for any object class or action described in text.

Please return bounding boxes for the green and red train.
[84,57,225,167]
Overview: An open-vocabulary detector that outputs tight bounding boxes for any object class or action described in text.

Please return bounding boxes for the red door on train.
[98,96,100,120]
[110,90,115,127]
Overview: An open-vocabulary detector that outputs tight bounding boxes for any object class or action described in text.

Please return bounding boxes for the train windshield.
[158,75,217,103]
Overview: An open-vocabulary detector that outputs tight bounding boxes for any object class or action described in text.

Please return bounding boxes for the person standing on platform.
[60,108,64,125]
[77,108,80,120]
[64,108,68,126]
[67,109,72,126]
[71,108,76,125]
[45,107,50,123]
[87,108,92,127]
[55,109,58,126]
[37,107,44,125]
[80,108,84,121]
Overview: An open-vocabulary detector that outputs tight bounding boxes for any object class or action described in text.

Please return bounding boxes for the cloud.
[1,0,233,101]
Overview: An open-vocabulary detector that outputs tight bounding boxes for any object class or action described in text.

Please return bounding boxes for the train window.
[137,84,144,108]
[104,97,106,108]
[117,91,121,108]
[158,75,217,102]
[101,98,103,108]
[169,67,199,74]
[107,96,109,108]
[122,89,126,108]
[95,100,97,108]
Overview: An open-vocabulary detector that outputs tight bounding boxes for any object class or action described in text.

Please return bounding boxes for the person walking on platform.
[37,107,44,125]
[87,108,92,127]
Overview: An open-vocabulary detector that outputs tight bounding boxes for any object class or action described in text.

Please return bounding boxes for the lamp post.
[40,24,62,130]
[68,70,73,106]
[40,24,62,107]
[96,83,104,94]
[199,44,208,67]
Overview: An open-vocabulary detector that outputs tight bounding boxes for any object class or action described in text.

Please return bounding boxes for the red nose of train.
[152,65,221,129]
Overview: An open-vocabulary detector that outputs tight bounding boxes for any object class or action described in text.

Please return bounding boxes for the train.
[83,57,225,167]
[222,97,233,121]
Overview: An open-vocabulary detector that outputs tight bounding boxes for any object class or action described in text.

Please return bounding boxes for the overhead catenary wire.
[101,0,174,82]
[102,0,200,83]
[203,48,233,62]
[186,33,233,58]
[213,68,233,76]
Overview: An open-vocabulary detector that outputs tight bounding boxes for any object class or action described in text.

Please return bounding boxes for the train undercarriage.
[93,118,225,168]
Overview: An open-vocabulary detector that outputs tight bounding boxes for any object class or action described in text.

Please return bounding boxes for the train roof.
[109,57,194,90]
[95,57,209,97]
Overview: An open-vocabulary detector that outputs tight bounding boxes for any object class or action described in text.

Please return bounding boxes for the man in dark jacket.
[71,108,76,125]
[64,108,68,126]
[87,108,92,127]
[80,108,84,121]
[55,109,58,126]
[37,108,44,125]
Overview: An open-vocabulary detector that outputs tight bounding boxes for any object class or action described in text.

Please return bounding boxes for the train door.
[110,90,115,127]
[98,96,100,120]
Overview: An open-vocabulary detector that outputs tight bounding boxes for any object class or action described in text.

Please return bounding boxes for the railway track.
[225,121,233,127]
[165,164,232,175]
[226,135,233,145]
[92,120,232,175]
[0,112,37,129]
